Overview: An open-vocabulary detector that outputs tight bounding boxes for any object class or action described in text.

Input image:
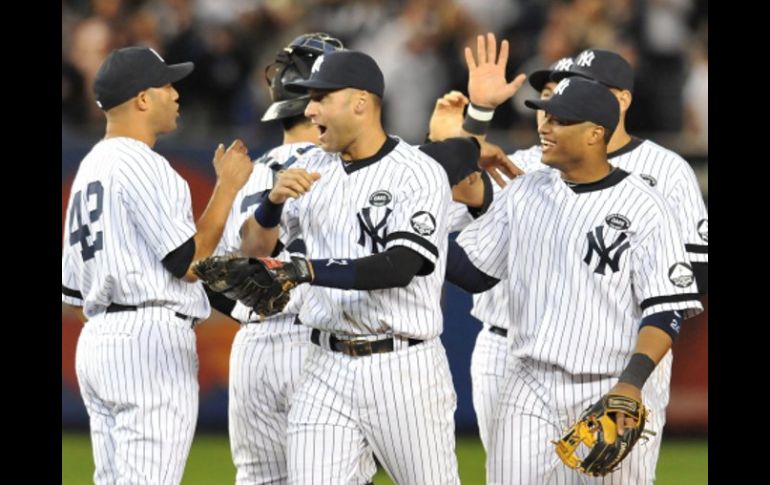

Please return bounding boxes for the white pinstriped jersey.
[610,138,708,264]
[446,146,544,330]
[282,136,451,338]
[215,142,319,324]
[457,168,703,375]
[61,137,209,319]
[456,138,708,329]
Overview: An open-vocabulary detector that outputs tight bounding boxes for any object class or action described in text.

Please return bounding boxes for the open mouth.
[540,138,555,152]
[318,125,327,136]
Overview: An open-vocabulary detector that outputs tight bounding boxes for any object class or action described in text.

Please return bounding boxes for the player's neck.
[104,119,157,148]
[607,120,631,153]
[283,122,319,145]
[341,126,387,162]
[560,159,614,184]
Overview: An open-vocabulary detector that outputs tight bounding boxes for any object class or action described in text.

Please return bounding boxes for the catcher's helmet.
[262,33,344,122]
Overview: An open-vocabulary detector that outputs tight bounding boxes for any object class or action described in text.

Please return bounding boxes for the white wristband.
[466,103,495,122]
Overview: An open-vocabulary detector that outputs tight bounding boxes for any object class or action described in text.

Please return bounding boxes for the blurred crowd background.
[62,0,708,155]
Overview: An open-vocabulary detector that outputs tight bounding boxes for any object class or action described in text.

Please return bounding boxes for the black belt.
[106,303,198,328]
[310,328,423,357]
[489,325,508,337]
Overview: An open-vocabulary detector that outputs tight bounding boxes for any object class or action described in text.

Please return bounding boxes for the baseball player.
[551,48,708,294]
[437,38,709,465]
[61,47,253,484]
[210,33,377,485]
[240,50,461,484]
[449,76,703,483]
[430,45,575,454]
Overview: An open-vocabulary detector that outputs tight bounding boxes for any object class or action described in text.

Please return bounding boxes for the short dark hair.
[281,115,310,131]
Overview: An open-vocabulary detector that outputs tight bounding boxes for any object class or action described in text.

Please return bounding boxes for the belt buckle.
[345,338,373,357]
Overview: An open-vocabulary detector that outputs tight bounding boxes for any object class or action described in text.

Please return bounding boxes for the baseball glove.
[553,394,652,477]
[192,253,314,318]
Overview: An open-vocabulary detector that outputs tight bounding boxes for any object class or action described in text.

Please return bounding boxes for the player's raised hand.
[464,33,526,109]
[478,140,523,188]
[429,90,469,141]
[214,139,253,190]
[269,168,321,204]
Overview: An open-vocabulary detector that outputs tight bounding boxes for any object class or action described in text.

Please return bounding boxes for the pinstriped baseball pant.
[487,354,671,484]
[287,337,460,484]
[470,326,511,453]
[75,311,198,485]
[229,323,376,484]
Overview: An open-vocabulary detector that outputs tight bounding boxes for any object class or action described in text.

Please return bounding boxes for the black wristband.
[254,197,284,228]
[462,104,494,135]
[618,353,656,389]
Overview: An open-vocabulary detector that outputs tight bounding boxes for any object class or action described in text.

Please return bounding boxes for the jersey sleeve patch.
[409,211,437,236]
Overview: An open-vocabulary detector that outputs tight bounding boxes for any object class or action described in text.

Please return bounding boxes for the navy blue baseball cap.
[93,46,194,111]
[284,50,384,99]
[525,77,619,132]
[550,49,634,93]
[528,57,574,92]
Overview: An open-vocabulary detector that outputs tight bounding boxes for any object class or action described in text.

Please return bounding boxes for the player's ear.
[585,124,605,146]
[134,90,151,112]
[617,90,632,113]
[353,90,368,114]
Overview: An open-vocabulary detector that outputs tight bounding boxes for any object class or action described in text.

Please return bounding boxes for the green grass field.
[62,432,707,484]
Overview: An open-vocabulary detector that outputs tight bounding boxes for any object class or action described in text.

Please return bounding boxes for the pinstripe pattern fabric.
[217,143,375,483]
[74,309,198,484]
[281,137,451,339]
[457,168,702,374]
[487,358,666,485]
[610,139,708,264]
[456,167,701,483]
[215,143,317,322]
[276,136,457,483]
[63,136,211,484]
[61,137,209,319]
[469,327,510,452]
[287,340,459,484]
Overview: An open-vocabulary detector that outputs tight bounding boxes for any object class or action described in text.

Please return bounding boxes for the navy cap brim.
[550,70,589,84]
[164,62,195,84]
[524,98,587,124]
[528,70,553,92]
[285,78,345,94]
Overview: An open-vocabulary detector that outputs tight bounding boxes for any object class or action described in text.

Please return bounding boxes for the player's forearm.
[186,183,240,280]
[616,325,674,392]
[445,240,499,293]
[240,217,280,258]
[632,326,673,365]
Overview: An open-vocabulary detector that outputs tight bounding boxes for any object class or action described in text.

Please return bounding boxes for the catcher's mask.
[261,33,344,122]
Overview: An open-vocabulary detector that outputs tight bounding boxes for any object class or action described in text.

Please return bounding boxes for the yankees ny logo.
[312,55,324,73]
[554,79,570,96]
[553,57,574,71]
[583,226,630,274]
[576,50,595,67]
[357,207,392,253]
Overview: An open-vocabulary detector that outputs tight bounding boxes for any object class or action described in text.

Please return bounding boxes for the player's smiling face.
[538,112,592,169]
[305,88,357,153]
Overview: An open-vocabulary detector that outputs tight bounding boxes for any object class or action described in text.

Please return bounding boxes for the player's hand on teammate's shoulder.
[213,139,254,190]
[269,168,321,204]
[465,32,526,109]
[479,140,523,187]
[429,90,468,141]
